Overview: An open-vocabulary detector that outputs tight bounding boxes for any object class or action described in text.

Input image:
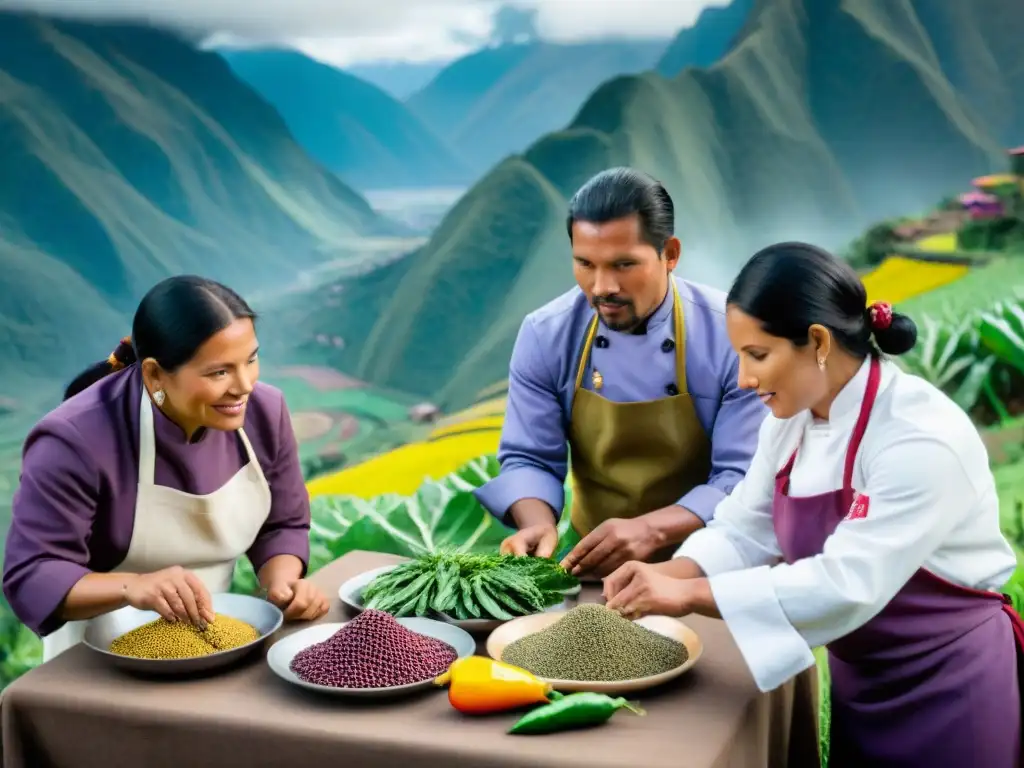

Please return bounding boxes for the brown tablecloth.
[1,551,821,768]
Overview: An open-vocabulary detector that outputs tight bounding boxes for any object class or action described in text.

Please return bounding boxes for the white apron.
[42,387,273,661]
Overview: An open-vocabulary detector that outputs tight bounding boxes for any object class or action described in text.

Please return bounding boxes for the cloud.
[0,0,731,65]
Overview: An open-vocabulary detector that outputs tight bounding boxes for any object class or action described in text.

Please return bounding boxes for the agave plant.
[978,298,1024,376]
[898,313,995,413]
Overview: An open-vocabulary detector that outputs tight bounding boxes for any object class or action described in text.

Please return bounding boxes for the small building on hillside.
[972,174,1019,201]
[959,190,1004,219]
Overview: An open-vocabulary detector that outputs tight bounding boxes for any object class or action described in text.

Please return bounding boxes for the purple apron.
[773,356,1024,767]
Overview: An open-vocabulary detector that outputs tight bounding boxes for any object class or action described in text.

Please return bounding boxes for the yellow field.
[914,232,957,252]
[427,415,505,440]
[862,255,968,305]
[430,396,507,429]
[306,427,502,498]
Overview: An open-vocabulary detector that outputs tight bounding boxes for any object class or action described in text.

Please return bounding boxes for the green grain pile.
[501,604,687,681]
[109,614,260,659]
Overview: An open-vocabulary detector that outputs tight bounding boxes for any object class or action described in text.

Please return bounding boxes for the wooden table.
[1,551,821,768]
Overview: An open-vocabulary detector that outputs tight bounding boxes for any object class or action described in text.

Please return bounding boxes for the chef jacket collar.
[152,396,209,445]
[824,354,893,427]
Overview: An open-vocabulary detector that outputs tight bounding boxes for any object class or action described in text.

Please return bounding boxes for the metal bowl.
[82,593,283,675]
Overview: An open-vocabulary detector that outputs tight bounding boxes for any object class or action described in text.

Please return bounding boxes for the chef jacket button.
[661,338,675,353]
[595,335,609,348]
[665,383,679,396]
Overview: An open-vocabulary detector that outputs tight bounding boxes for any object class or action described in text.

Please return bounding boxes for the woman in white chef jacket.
[602,242,1024,768]
[4,275,329,661]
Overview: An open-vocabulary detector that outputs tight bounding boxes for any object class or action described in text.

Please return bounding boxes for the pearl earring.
[153,390,165,406]
[818,358,826,370]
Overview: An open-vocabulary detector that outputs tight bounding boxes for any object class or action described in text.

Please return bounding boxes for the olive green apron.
[567,280,712,561]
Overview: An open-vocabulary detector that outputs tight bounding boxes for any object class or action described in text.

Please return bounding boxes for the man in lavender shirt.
[473,168,768,579]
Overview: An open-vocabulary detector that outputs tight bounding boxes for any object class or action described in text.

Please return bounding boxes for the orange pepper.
[434,655,555,714]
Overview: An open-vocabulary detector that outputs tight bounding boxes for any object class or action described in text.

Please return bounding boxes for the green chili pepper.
[508,691,645,735]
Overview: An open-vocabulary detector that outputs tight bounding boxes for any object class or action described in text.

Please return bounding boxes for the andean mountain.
[0,12,395,398]
[655,0,755,76]
[404,1,756,177]
[273,0,1024,412]
[224,50,474,191]
[405,40,669,175]
[346,60,448,101]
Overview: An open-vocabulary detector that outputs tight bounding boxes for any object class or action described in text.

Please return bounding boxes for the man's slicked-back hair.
[566,167,675,255]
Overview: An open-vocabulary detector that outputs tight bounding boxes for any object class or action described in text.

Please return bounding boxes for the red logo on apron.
[845,494,870,521]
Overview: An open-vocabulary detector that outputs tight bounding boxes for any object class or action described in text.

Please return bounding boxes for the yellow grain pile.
[109,614,260,659]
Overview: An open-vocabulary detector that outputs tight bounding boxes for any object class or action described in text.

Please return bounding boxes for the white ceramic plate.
[266,618,475,698]
[486,611,703,695]
[336,565,402,614]
[337,563,582,633]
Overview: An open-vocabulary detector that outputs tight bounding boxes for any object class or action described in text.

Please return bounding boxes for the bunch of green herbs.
[361,552,579,620]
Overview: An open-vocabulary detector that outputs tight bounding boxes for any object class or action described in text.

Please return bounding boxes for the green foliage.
[842,219,907,269]
[0,595,42,688]
[958,217,1024,252]
[899,297,1024,424]
[899,314,994,412]
[997,495,1024,616]
[978,300,1024,377]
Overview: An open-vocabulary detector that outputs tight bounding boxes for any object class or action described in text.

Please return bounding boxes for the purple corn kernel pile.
[289,609,458,688]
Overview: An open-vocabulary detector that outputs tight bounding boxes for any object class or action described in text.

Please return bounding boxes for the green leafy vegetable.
[361,551,581,621]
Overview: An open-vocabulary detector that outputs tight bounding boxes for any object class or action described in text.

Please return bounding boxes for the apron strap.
[840,355,882,506]
[138,385,157,486]
[574,315,600,393]
[236,427,269,488]
[670,279,687,394]
[775,356,882,500]
[572,278,687,394]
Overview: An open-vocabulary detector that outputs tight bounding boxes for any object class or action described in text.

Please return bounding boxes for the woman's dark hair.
[63,276,257,401]
[726,241,918,358]
[566,167,675,255]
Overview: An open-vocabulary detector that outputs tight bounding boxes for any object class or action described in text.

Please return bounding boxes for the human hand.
[124,566,216,628]
[602,560,691,620]
[500,523,559,558]
[560,517,664,578]
[265,578,330,621]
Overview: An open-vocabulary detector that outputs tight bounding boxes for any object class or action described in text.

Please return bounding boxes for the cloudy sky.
[0,0,730,65]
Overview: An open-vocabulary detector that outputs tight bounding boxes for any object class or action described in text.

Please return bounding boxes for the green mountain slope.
[275,0,1024,411]
[0,12,396,395]
[405,40,667,175]
[223,50,473,191]
[656,0,754,76]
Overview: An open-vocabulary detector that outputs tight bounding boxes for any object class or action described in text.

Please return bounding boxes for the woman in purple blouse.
[3,275,328,661]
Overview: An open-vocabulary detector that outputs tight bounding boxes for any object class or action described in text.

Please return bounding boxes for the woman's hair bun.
[107,336,137,371]
[871,311,918,356]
